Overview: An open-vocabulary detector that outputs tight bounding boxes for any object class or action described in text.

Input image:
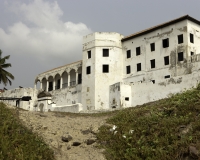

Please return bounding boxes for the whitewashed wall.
[0,88,38,111]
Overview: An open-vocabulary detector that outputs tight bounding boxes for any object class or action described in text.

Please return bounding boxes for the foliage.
[0,102,55,160]
[0,49,14,86]
[97,84,200,160]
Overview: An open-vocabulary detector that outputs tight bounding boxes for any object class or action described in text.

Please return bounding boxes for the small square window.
[87,50,91,59]
[86,66,91,74]
[163,38,169,48]
[165,75,170,79]
[102,65,109,73]
[103,49,109,57]
[164,56,169,65]
[190,33,194,43]
[125,97,129,101]
[178,34,183,44]
[150,43,155,51]
[191,52,194,56]
[150,59,155,69]
[151,80,155,84]
[137,63,141,72]
[136,47,141,56]
[126,65,131,74]
[127,50,131,58]
[178,52,184,61]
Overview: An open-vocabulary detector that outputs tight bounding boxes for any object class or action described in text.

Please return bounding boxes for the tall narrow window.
[150,43,155,51]
[87,50,91,59]
[126,65,131,74]
[103,49,109,57]
[102,65,109,73]
[150,59,155,69]
[190,33,194,43]
[164,56,169,65]
[136,47,141,56]
[127,50,131,58]
[178,34,183,44]
[86,66,91,74]
[137,63,141,72]
[178,52,184,61]
[163,38,169,48]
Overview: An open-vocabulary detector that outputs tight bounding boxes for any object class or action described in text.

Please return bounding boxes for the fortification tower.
[81,32,124,110]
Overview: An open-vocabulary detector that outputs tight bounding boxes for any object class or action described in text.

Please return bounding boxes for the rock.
[91,126,99,134]
[86,138,96,145]
[61,134,73,142]
[39,114,48,117]
[81,129,91,135]
[43,126,48,130]
[62,136,69,142]
[72,142,81,146]
[189,145,199,159]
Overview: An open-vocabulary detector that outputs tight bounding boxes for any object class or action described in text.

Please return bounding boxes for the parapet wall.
[0,88,38,110]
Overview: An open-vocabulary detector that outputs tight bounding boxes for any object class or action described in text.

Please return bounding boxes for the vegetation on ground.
[0,102,55,160]
[97,84,200,160]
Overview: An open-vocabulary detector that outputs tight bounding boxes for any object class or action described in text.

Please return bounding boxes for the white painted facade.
[2,15,200,112]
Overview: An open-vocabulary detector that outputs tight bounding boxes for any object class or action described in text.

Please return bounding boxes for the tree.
[0,49,14,86]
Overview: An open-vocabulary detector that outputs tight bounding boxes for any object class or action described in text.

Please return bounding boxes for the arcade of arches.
[35,67,82,92]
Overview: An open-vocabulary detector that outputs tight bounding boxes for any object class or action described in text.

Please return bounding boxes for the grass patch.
[0,102,55,160]
[97,85,200,159]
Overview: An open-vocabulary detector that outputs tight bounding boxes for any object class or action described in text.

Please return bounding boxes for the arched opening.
[36,80,40,89]
[70,69,76,86]
[48,76,54,91]
[42,78,47,91]
[62,71,68,88]
[55,74,61,90]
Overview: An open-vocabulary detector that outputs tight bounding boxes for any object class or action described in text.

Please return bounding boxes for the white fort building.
[2,15,200,112]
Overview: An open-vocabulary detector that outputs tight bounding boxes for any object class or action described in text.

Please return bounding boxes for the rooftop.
[122,15,200,42]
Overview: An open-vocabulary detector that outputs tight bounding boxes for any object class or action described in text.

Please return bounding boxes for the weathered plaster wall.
[130,71,200,107]
[49,84,82,106]
[82,32,124,110]
[122,20,191,84]
[0,88,38,111]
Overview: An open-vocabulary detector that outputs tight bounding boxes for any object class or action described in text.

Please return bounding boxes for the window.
[163,38,169,48]
[178,34,183,44]
[191,52,194,56]
[86,66,91,74]
[102,65,109,73]
[127,50,131,58]
[137,63,141,72]
[151,80,155,84]
[190,33,194,43]
[178,52,184,61]
[125,97,129,101]
[150,59,155,69]
[126,65,131,74]
[87,50,91,59]
[150,43,155,51]
[136,47,141,56]
[164,56,169,65]
[103,49,109,57]
[165,75,170,79]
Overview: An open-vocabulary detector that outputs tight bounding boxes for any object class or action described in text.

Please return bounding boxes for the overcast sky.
[0,0,200,89]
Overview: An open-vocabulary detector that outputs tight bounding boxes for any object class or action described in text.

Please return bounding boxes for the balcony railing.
[78,79,82,84]
[62,83,68,88]
[70,81,76,86]
[55,85,60,90]
[48,87,53,91]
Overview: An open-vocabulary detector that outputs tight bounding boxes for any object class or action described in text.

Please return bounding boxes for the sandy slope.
[11,106,108,160]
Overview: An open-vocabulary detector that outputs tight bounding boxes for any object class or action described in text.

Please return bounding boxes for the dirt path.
[15,108,108,160]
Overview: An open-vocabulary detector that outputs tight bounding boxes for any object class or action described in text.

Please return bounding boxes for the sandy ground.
[9,106,109,160]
